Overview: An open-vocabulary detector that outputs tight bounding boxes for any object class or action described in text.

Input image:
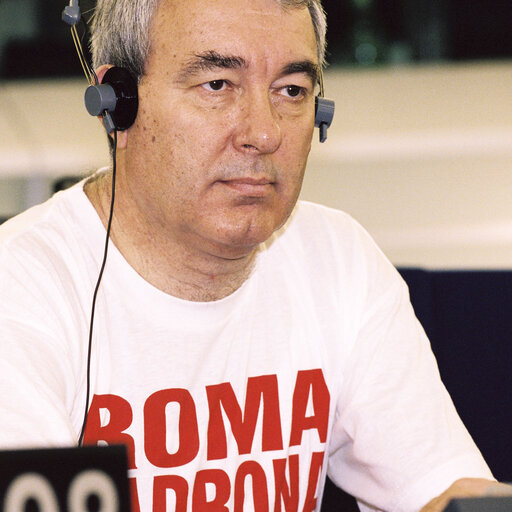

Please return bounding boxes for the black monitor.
[0,445,130,511]
[444,496,512,512]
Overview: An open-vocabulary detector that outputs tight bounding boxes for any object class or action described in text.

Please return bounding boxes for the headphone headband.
[63,0,334,140]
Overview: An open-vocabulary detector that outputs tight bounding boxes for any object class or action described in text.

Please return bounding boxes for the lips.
[219,177,275,197]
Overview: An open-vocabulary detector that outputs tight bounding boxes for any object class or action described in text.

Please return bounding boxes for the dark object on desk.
[443,496,512,512]
[0,445,130,512]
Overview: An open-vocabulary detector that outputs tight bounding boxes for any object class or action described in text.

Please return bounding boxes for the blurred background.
[1,0,512,267]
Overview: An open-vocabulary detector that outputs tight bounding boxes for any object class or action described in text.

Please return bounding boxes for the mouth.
[219,177,275,197]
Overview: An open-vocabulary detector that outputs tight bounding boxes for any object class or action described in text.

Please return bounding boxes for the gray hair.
[90,0,327,82]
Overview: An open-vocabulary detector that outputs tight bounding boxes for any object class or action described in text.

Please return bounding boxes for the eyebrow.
[279,60,320,86]
[176,51,320,85]
[176,51,247,81]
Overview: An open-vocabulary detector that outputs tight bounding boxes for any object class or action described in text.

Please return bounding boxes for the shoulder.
[263,200,404,305]
[280,200,377,249]
[272,200,392,273]
[0,179,98,259]
[0,180,102,309]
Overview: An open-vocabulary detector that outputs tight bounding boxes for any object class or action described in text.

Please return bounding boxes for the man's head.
[90,0,327,83]
[90,0,323,262]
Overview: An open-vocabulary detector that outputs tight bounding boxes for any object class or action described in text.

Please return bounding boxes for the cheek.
[150,103,231,161]
[128,98,163,158]
[280,127,313,178]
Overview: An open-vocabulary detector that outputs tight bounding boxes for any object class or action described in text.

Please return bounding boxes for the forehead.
[148,0,318,70]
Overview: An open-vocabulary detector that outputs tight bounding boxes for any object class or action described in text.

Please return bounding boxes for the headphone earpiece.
[84,67,139,133]
[314,96,335,143]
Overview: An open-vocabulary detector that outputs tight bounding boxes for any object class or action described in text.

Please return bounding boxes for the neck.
[84,169,259,302]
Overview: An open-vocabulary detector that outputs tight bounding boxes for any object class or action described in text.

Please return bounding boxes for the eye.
[201,80,228,92]
[280,85,306,99]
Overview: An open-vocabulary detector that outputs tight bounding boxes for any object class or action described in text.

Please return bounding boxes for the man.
[0,0,506,510]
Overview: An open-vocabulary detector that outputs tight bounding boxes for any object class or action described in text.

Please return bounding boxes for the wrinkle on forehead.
[146,0,318,76]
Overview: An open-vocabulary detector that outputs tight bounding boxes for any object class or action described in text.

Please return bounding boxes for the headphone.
[315,87,335,143]
[62,1,138,134]
[84,67,138,133]
[62,0,334,141]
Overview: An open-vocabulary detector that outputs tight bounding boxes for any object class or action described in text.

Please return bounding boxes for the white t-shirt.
[0,181,493,511]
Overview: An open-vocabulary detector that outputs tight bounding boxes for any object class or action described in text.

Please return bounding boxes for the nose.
[233,91,282,154]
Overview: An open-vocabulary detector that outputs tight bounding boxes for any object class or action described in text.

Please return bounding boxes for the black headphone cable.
[78,129,118,445]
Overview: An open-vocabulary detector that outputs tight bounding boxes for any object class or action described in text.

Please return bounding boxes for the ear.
[95,64,113,85]
[92,64,129,149]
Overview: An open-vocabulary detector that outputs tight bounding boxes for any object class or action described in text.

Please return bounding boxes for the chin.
[200,199,295,256]
[210,219,279,258]
[223,229,273,254]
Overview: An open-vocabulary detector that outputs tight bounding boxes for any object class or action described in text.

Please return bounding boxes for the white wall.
[304,61,512,269]
[0,77,110,214]
[1,61,512,268]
